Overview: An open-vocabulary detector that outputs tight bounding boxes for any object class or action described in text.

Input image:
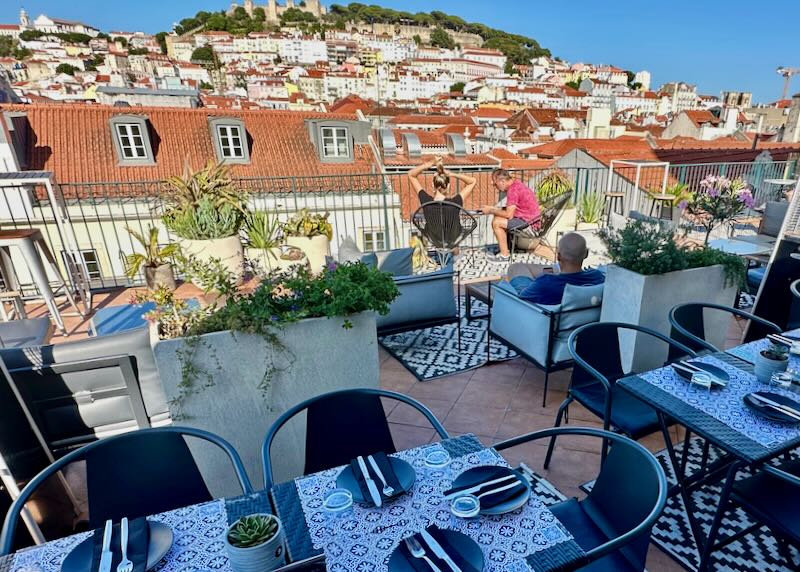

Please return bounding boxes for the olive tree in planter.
[124,225,179,290]
[146,261,399,496]
[282,209,332,273]
[161,161,248,284]
[599,221,745,371]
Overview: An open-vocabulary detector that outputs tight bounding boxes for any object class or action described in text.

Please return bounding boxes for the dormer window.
[321,126,350,159]
[109,115,154,165]
[209,117,250,164]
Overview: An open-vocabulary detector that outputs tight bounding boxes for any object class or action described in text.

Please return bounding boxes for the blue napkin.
[91,518,149,572]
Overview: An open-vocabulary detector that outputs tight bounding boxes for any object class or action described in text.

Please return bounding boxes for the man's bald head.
[557,232,588,271]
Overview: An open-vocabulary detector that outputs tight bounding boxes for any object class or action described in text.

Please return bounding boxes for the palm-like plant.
[245,210,282,250]
[162,160,247,214]
[125,225,179,279]
[535,171,574,203]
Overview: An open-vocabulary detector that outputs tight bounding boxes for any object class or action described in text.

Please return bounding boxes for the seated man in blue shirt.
[507,232,604,305]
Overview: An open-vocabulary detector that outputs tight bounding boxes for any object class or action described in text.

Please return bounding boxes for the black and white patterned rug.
[579,437,799,571]
[378,298,518,381]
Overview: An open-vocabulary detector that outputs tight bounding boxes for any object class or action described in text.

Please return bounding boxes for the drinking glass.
[691,371,713,392]
[770,371,793,390]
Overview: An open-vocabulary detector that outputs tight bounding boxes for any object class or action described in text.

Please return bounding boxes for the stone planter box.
[600,264,737,371]
[153,312,379,496]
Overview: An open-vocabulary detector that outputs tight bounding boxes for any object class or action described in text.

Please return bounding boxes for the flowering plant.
[679,175,755,244]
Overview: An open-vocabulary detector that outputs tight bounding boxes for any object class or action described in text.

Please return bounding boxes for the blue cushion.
[375,248,413,277]
[747,265,766,289]
[90,302,155,337]
[572,382,662,439]
[360,252,378,268]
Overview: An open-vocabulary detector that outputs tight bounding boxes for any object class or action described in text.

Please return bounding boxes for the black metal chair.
[791,279,800,301]
[668,302,782,360]
[544,322,697,468]
[495,427,668,572]
[0,426,253,554]
[701,459,800,569]
[411,201,478,267]
[509,191,571,259]
[262,388,449,488]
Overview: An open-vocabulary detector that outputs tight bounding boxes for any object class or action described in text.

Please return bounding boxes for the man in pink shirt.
[481,169,541,261]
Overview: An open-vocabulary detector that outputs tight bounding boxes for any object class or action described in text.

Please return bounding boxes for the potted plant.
[535,170,573,203]
[150,261,399,494]
[599,220,745,371]
[678,175,756,244]
[753,343,789,383]
[575,191,605,230]
[244,210,307,273]
[161,161,248,283]
[124,225,179,290]
[225,514,285,572]
[282,209,333,273]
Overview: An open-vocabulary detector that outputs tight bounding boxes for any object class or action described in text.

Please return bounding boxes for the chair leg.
[457,319,462,352]
[699,463,741,571]
[649,197,657,217]
[543,396,572,469]
[541,370,549,408]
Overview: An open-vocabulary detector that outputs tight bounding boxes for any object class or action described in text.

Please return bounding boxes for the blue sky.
[2,1,797,103]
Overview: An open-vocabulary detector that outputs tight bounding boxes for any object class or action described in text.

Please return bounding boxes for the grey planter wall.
[600,264,737,371]
[154,312,379,497]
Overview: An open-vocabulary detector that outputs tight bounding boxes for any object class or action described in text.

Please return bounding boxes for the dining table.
[617,328,800,571]
[0,434,586,572]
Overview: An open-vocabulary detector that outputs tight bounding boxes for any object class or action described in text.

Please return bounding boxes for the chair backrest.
[568,322,697,390]
[493,427,667,570]
[668,302,782,360]
[791,279,800,301]
[262,388,449,488]
[761,201,788,237]
[0,426,252,555]
[411,201,478,251]
[538,191,572,235]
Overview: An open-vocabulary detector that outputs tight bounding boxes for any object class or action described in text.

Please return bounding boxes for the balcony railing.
[0,159,795,293]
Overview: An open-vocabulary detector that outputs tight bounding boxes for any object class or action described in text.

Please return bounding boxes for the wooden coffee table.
[465,280,499,321]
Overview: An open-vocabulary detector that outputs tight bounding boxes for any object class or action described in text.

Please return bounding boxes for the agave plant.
[245,210,282,250]
[535,171,574,204]
[577,192,605,224]
[282,209,333,240]
[163,196,242,240]
[227,515,279,549]
[124,225,179,279]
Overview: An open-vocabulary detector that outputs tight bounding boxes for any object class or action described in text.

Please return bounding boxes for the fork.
[405,536,442,572]
[116,517,133,572]
[367,454,395,498]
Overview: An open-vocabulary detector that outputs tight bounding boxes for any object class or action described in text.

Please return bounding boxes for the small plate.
[336,457,415,504]
[744,392,800,425]
[672,361,729,387]
[450,466,529,516]
[387,529,484,572]
[61,521,173,572]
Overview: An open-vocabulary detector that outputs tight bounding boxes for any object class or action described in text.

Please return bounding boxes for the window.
[321,126,350,159]
[61,249,102,281]
[109,115,154,165]
[209,117,250,164]
[363,229,387,252]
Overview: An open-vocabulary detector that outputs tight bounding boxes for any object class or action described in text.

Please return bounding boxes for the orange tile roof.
[328,94,374,114]
[389,114,476,126]
[2,104,378,187]
[683,110,719,127]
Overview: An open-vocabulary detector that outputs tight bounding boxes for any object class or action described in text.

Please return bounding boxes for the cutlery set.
[356,454,394,507]
[443,473,520,500]
[404,531,462,572]
[670,360,726,386]
[750,393,800,421]
[767,333,798,347]
[98,517,133,572]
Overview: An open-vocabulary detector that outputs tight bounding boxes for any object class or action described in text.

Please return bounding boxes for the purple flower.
[678,200,689,210]
[326,262,338,272]
[707,187,720,198]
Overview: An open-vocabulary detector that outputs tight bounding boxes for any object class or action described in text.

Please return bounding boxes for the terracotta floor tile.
[406,376,470,404]
[389,423,435,452]
[444,402,508,436]
[388,397,453,428]
[456,377,519,409]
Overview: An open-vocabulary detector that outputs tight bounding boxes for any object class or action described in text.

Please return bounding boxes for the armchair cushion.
[377,265,456,331]
[572,382,662,439]
[336,236,378,268]
[375,248,413,277]
[761,201,788,237]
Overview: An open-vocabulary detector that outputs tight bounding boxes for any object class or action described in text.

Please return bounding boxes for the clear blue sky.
[2,1,797,103]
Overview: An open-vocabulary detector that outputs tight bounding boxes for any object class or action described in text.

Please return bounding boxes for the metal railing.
[0,158,794,292]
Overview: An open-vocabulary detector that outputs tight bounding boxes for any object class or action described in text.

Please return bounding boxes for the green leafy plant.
[282,209,333,240]
[124,226,179,279]
[535,171,573,204]
[599,220,745,286]
[679,175,756,244]
[245,210,282,250]
[664,182,691,207]
[227,515,279,549]
[161,161,248,240]
[577,192,605,224]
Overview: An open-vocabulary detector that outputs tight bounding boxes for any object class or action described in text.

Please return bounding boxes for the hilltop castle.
[227,0,326,23]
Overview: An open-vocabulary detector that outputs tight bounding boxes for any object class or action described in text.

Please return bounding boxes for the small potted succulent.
[124,225,179,290]
[282,209,333,273]
[244,210,307,273]
[754,342,789,383]
[225,514,285,572]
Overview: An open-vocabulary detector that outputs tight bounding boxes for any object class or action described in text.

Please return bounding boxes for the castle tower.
[244,0,254,15]
[19,8,29,29]
[306,0,323,17]
[266,0,279,23]
[286,0,295,8]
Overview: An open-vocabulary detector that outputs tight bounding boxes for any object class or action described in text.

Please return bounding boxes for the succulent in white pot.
[754,343,789,383]
[282,209,332,273]
[225,514,285,572]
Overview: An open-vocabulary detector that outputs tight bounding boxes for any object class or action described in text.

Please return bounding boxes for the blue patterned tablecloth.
[293,442,573,572]
[726,328,800,369]
[641,354,800,448]
[4,491,272,572]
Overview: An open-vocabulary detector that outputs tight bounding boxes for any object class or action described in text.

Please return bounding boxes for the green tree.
[253,7,266,22]
[155,31,168,54]
[412,34,421,45]
[0,36,30,59]
[113,36,128,47]
[450,82,465,93]
[96,32,111,40]
[19,29,44,41]
[200,80,214,90]
[191,45,215,63]
[56,63,78,75]
[429,27,454,49]
[504,61,518,75]
[128,47,149,55]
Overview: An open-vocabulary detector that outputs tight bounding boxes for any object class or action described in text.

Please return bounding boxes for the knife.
[751,394,800,421]
[443,474,517,499]
[768,334,794,347]
[98,519,114,572]
[420,529,461,572]
[356,456,382,507]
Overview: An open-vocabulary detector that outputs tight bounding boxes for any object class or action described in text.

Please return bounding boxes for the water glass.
[690,372,713,392]
[770,371,793,390]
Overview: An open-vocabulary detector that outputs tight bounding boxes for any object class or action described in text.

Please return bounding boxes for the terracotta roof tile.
[389,114,476,126]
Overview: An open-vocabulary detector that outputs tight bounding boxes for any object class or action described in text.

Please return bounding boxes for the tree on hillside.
[128,47,148,56]
[450,82,465,93]
[19,30,43,41]
[412,34,421,45]
[56,63,78,76]
[155,31,168,54]
[504,61,519,75]
[565,80,581,90]
[430,27,454,49]
[191,45,214,63]
[113,36,128,47]
[0,37,30,59]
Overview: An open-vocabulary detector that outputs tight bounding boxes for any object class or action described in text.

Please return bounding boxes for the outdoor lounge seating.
[509,190,572,256]
[488,280,604,406]
[495,427,667,572]
[0,426,253,554]
[0,318,52,349]
[411,201,478,267]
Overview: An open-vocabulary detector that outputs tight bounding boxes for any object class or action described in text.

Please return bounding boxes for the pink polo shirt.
[507,179,540,223]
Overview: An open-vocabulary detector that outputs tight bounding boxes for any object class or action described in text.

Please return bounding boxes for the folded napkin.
[349,452,402,505]
[398,526,480,572]
[91,518,149,572]
[443,466,528,510]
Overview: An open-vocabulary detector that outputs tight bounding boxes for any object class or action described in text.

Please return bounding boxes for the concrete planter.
[753,350,788,383]
[225,514,285,572]
[245,246,308,273]
[286,235,330,273]
[153,312,379,496]
[144,263,176,290]
[180,235,245,283]
[600,264,737,371]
